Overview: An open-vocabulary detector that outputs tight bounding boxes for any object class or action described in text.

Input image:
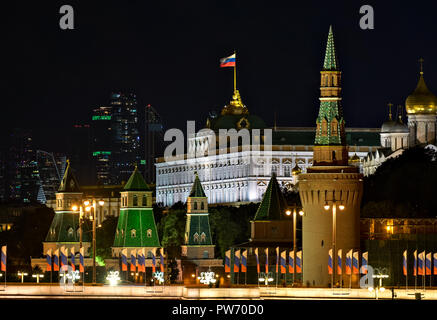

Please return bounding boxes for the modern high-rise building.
[35,151,66,204]
[5,129,40,202]
[111,92,143,184]
[143,104,164,183]
[91,106,114,185]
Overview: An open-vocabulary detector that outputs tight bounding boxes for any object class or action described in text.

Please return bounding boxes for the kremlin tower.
[298,26,363,287]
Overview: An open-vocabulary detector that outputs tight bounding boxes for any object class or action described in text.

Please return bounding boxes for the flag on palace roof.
[220,53,236,67]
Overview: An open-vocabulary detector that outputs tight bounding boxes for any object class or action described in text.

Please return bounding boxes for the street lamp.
[17,272,28,283]
[73,199,104,285]
[285,205,304,286]
[323,191,345,288]
[32,273,44,283]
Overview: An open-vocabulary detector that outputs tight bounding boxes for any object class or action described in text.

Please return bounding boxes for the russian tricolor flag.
[160,249,165,273]
[434,253,437,275]
[361,252,368,274]
[345,249,352,275]
[241,250,247,273]
[289,250,295,274]
[328,249,333,275]
[225,250,231,273]
[280,251,286,274]
[220,53,236,67]
[151,248,156,273]
[234,249,240,273]
[418,251,424,276]
[413,250,417,276]
[265,248,269,273]
[254,248,260,274]
[1,246,6,272]
[60,246,68,271]
[130,249,137,272]
[80,247,85,273]
[352,251,359,274]
[121,249,127,272]
[425,253,431,276]
[337,249,342,275]
[403,250,407,276]
[296,251,302,274]
[46,249,52,272]
[53,249,59,272]
[70,247,75,271]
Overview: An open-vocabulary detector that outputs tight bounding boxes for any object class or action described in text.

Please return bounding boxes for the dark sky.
[3,0,437,151]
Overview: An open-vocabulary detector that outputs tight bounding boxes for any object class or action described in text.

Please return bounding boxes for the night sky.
[3,1,437,152]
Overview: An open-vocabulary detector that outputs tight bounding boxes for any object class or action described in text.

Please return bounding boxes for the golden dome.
[221,90,249,116]
[291,164,302,175]
[405,73,437,115]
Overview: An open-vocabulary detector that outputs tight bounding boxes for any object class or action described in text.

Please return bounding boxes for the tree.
[96,216,118,259]
[362,147,437,218]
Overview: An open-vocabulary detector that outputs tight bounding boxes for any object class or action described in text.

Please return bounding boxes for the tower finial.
[397,105,403,123]
[387,102,393,121]
[419,57,424,75]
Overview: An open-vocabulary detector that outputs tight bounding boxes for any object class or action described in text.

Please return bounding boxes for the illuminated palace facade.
[156,94,381,207]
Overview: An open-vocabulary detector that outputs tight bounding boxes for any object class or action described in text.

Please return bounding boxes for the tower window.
[133,194,138,206]
[201,202,204,210]
[193,232,199,243]
[131,229,136,238]
[194,202,198,210]
[200,232,206,243]
[142,194,147,206]
[147,229,152,238]
[68,227,74,237]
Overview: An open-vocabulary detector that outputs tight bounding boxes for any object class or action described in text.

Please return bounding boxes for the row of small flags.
[46,247,85,272]
[120,248,164,273]
[328,249,367,275]
[224,248,302,274]
[403,250,437,276]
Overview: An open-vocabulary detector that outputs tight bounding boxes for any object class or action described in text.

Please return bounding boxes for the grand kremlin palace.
[155,92,380,207]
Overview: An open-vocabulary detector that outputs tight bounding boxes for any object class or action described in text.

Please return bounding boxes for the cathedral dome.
[381,119,408,133]
[405,73,437,115]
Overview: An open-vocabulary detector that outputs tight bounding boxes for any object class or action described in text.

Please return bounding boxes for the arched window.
[142,194,147,206]
[200,232,206,243]
[193,232,199,243]
[131,229,136,238]
[321,119,328,136]
[147,229,152,238]
[133,194,138,206]
[67,227,74,237]
[201,202,204,210]
[194,202,198,210]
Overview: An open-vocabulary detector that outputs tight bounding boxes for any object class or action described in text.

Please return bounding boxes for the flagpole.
[233,50,237,92]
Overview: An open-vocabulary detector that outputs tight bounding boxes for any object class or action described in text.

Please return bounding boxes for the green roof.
[323,25,339,70]
[189,173,206,197]
[45,212,91,243]
[185,214,213,246]
[254,174,288,221]
[113,208,160,247]
[58,162,81,193]
[123,167,149,191]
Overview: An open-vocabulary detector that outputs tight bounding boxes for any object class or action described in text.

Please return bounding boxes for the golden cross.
[419,58,424,74]
[387,103,393,120]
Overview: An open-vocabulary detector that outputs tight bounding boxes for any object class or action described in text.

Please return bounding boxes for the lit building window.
[200,232,206,243]
[193,232,199,243]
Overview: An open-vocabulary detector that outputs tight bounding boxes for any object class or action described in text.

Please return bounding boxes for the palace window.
[284,166,291,177]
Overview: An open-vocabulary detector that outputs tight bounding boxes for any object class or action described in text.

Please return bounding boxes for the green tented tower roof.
[323,25,339,71]
[58,161,81,193]
[45,214,91,242]
[253,174,288,221]
[189,173,206,197]
[123,167,149,191]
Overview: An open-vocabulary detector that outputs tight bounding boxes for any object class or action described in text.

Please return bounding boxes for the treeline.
[361,147,437,218]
